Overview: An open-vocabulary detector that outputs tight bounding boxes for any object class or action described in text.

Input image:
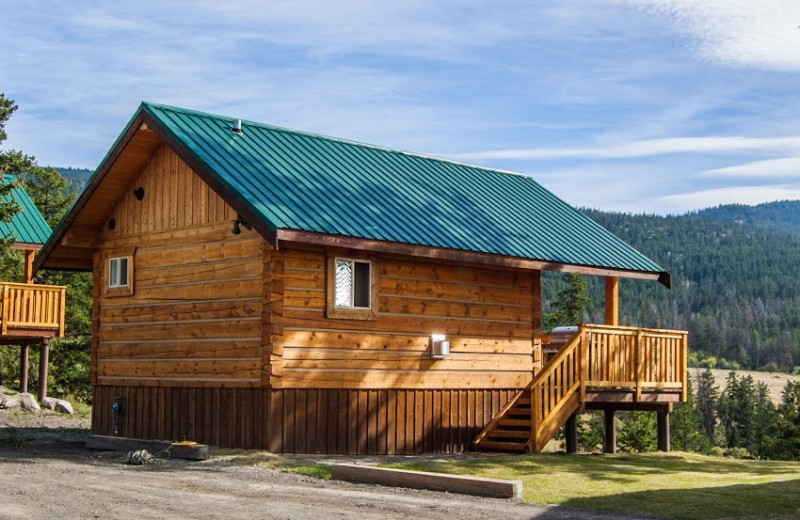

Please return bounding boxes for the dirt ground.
[0,406,656,520]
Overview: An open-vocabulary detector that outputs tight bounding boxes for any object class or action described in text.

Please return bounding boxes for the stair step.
[475,441,527,452]
[499,419,530,427]
[488,429,529,439]
[516,398,531,405]
[507,408,531,417]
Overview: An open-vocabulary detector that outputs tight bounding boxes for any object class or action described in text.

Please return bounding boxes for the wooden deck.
[474,324,688,452]
[0,282,67,400]
[0,282,66,342]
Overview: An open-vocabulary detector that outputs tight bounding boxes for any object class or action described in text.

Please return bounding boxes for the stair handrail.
[528,326,585,450]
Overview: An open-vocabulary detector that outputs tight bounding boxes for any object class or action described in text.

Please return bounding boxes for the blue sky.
[3,1,800,214]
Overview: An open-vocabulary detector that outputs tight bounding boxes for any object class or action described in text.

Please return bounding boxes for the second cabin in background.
[35,103,687,454]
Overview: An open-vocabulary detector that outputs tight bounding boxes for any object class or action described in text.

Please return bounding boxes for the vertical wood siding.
[94,145,265,387]
[92,386,515,454]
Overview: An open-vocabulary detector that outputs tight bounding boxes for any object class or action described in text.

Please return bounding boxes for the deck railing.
[0,282,66,336]
[525,323,687,451]
[583,324,688,401]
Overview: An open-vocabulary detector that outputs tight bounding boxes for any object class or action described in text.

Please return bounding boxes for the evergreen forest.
[542,203,800,374]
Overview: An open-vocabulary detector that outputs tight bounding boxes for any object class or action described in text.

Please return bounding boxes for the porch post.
[38,338,49,401]
[604,276,619,326]
[565,411,578,454]
[23,249,35,284]
[20,344,29,394]
[657,408,670,452]
[603,409,617,454]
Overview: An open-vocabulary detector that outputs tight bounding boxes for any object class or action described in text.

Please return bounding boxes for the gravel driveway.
[0,411,655,520]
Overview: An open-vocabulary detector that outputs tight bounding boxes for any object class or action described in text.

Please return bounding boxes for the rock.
[0,393,41,412]
[41,397,74,414]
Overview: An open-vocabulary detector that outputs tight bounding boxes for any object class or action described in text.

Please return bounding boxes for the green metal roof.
[0,174,51,245]
[140,102,664,275]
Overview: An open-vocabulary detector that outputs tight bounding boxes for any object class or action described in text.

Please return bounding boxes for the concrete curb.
[330,464,522,499]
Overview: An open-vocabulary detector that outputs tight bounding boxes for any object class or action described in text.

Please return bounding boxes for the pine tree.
[764,381,800,460]
[544,273,589,331]
[749,381,778,458]
[618,411,657,453]
[0,94,22,246]
[694,369,719,441]
[671,378,711,452]
[577,411,605,453]
[718,372,756,450]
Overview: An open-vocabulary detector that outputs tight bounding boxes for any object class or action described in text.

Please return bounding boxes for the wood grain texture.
[95,146,264,386]
[92,386,514,453]
[280,247,536,389]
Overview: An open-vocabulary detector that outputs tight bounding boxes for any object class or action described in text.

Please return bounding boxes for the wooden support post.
[603,409,616,454]
[604,276,619,326]
[657,409,670,452]
[565,411,578,454]
[20,344,29,394]
[23,250,35,284]
[38,339,50,401]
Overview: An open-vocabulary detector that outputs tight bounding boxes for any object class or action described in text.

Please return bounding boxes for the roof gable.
[0,174,51,248]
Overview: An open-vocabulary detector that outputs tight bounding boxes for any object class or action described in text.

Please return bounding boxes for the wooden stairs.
[474,324,688,453]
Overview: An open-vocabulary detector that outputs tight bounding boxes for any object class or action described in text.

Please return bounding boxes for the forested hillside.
[545,203,800,373]
[54,167,92,193]
[695,200,800,236]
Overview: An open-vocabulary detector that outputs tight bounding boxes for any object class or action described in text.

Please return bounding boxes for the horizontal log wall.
[92,385,516,454]
[94,145,265,387]
[277,247,537,389]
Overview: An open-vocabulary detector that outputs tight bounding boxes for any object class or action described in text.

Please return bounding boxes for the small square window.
[335,258,371,309]
[327,255,377,320]
[103,248,135,297]
[108,257,129,288]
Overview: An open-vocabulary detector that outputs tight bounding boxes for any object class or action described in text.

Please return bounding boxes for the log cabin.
[35,103,687,454]
[0,174,66,399]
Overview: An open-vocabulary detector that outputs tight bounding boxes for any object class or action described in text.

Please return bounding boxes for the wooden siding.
[276,247,537,389]
[92,385,516,454]
[94,145,265,387]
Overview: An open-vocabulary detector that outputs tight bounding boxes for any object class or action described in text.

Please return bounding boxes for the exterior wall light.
[431,334,450,359]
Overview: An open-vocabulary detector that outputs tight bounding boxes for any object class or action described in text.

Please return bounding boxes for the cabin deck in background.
[0,175,66,399]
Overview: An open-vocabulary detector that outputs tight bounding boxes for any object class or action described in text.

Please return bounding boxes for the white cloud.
[450,136,800,161]
[659,185,800,212]
[634,0,800,70]
[705,157,800,178]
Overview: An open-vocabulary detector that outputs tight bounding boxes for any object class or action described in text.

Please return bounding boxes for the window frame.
[108,256,129,289]
[103,247,135,297]
[326,254,378,320]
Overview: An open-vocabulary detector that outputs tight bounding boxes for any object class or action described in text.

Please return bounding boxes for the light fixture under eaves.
[231,218,252,235]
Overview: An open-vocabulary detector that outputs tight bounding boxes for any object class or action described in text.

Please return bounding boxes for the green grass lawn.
[383,452,800,519]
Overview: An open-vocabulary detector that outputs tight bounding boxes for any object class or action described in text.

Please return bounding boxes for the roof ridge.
[142,102,533,181]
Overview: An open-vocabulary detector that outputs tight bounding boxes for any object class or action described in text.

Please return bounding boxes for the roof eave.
[33,110,148,275]
[276,228,671,287]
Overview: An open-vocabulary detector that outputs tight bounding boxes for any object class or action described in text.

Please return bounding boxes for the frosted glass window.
[334,258,371,308]
[335,259,353,307]
[109,257,129,288]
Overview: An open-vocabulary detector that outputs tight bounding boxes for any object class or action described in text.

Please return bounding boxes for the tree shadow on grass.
[550,478,800,520]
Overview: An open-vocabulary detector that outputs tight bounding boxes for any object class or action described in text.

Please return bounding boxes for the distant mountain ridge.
[693,200,800,236]
[55,167,92,193]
